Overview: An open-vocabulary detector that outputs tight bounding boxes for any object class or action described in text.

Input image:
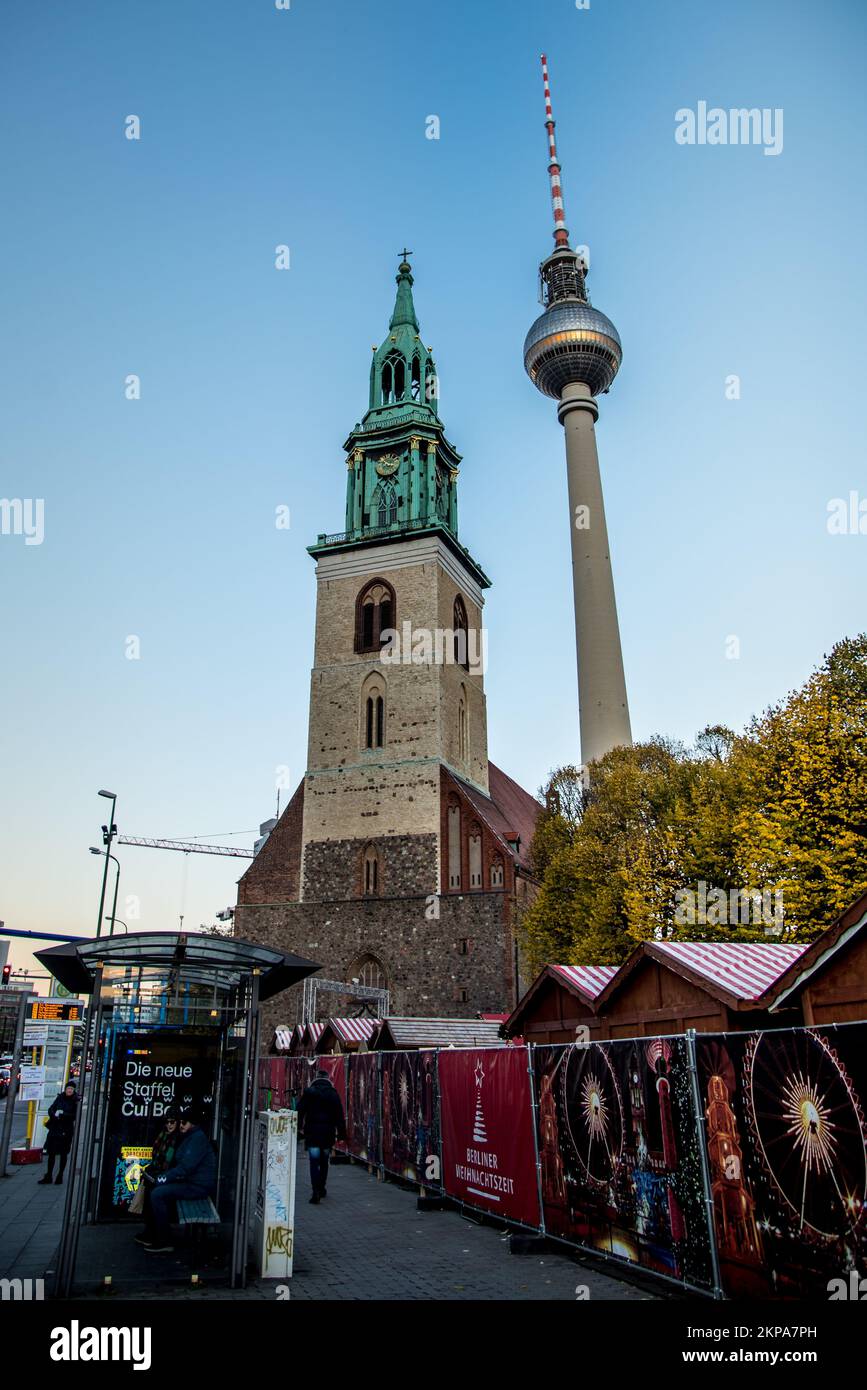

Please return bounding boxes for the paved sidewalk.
[0,1157,659,1301]
[0,1163,66,1281]
[272,1159,657,1302]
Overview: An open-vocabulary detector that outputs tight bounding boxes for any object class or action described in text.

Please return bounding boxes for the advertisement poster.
[533,1038,714,1289]
[381,1049,438,1183]
[696,1022,867,1298]
[99,1029,219,1216]
[345,1052,380,1165]
[439,1046,540,1227]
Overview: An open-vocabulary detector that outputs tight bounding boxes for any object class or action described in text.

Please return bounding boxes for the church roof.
[449,762,542,873]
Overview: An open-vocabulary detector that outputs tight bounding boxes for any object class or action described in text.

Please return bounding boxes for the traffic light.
[1,964,11,987]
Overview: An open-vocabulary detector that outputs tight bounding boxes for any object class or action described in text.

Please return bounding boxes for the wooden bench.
[176,1197,221,1266]
[177,1197,220,1227]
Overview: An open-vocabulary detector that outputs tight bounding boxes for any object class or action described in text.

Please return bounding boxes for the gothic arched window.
[362,846,381,896]
[447,798,461,890]
[469,824,483,888]
[411,355,421,401]
[453,595,469,670]
[360,671,386,750]
[382,351,405,405]
[348,952,388,992]
[372,480,398,529]
[381,359,393,404]
[355,578,396,654]
[490,855,504,888]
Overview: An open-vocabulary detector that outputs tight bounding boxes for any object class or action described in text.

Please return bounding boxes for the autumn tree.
[520,635,867,969]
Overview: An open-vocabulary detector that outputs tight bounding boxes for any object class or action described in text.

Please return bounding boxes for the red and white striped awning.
[551,963,618,1000]
[306,1021,325,1044]
[652,941,806,1001]
[329,1017,378,1044]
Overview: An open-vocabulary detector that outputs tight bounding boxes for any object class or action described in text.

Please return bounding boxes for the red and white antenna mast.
[540,53,571,250]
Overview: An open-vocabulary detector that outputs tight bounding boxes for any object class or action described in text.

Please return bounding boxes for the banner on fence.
[533,1038,715,1288]
[439,1046,541,1227]
[696,1024,867,1299]
[381,1049,438,1183]
[346,1051,380,1165]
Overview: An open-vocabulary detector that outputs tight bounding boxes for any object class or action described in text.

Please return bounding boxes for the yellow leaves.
[521,635,867,966]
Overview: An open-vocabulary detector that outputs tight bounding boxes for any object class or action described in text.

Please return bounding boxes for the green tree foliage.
[521,636,867,972]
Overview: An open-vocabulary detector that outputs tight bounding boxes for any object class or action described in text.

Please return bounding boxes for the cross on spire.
[398,248,413,264]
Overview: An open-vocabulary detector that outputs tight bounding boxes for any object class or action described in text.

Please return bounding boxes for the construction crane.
[116,836,254,859]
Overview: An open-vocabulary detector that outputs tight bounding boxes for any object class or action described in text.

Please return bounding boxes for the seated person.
[144,1107,217,1254]
[134,1108,181,1246]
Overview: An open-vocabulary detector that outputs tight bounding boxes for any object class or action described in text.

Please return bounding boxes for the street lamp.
[90,847,120,936]
[94,790,117,939]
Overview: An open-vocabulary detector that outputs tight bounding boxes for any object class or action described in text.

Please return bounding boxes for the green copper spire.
[389,257,420,331]
[368,256,437,419]
[308,255,489,592]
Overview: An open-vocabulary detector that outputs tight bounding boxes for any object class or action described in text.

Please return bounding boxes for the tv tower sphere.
[524,295,622,400]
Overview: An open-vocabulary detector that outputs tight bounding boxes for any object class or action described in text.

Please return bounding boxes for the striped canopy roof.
[328,1017,378,1044]
[651,941,807,1001]
[371,1017,505,1049]
[551,963,618,1000]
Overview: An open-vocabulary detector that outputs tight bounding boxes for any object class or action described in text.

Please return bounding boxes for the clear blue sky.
[2,0,865,979]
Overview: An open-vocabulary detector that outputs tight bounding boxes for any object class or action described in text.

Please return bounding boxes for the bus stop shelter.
[35,931,319,1295]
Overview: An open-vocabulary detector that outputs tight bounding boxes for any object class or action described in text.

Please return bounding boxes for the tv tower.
[523,54,632,768]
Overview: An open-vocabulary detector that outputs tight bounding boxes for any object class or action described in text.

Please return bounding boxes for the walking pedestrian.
[38,1082,79,1185]
[297,1067,346,1204]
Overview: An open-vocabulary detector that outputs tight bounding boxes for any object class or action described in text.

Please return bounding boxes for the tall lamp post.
[94,790,117,939]
[90,846,120,938]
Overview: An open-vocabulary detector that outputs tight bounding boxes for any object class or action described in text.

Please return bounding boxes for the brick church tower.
[234,258,541,1031]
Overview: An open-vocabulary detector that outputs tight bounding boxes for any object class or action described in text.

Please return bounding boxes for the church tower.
[235,257,541,1030]
[301,255,492,896]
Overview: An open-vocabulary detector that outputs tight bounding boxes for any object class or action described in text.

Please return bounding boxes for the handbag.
[128,1180,147,1216]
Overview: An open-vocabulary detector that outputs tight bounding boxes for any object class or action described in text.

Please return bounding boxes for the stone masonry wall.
[236,889,518,1041]
[302,832,437,900]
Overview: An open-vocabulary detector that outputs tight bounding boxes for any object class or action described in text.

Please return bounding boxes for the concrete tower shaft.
[524,54,632,768]
[558,383,632,764]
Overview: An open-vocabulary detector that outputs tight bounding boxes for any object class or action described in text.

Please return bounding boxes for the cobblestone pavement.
[1,1156,661,1301]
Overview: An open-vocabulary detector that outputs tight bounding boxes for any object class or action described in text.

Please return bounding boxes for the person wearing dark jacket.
[145,1107,217,1253]
[134,1108,181,1246]
[297,1069,346,1204]
[38,1083,79,1185]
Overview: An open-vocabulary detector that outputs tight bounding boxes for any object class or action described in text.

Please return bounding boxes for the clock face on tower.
[375,453,400,477]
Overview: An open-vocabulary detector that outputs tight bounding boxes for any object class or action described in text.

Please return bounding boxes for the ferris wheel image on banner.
[745,1029,867,1242]
[389,1052,417,1144]
[559,1042,625,1189]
